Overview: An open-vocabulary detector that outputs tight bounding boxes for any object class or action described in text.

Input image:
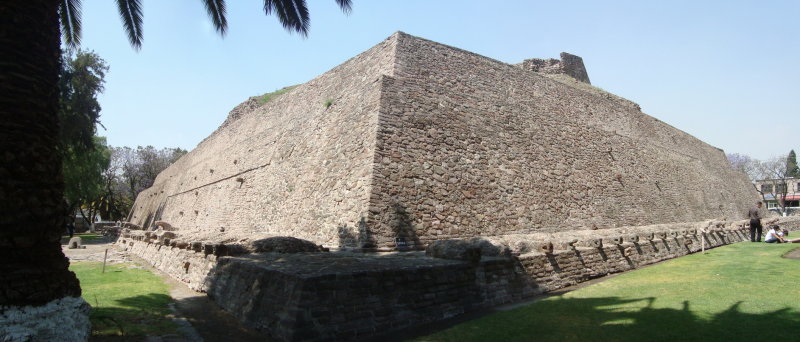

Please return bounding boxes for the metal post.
[102,248,108,273]
[701,229,706,253]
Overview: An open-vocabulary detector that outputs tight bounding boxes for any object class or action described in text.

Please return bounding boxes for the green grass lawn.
[71,262,179,338]
[65,233,104,241]
[416,243,800,342]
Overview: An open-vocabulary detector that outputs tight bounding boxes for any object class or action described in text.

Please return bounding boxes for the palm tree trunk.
[0,0,81,306]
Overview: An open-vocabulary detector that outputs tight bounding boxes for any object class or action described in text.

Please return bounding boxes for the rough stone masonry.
[117,32,767,341]
[128,31,757,249]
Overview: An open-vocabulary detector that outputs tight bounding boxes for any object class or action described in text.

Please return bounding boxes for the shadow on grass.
[170,294,268,342]
[418,296,800,342]
[89,293,176,338]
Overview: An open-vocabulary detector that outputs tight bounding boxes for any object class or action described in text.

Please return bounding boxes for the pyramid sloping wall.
[128,35,397,245]
[129,32,758,248]
[364,33,757,247]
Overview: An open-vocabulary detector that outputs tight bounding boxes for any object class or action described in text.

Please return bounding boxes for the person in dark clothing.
[66,215,75,238]
[747,201,763,242]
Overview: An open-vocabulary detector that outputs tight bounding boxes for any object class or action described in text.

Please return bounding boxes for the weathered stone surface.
[67,237,81,249]
[113,31,785,342]
[426,239,482,262]
[249,236,326,254]
[154,220,174,231]
[517,52,591,84]
[121,218,800,342]
[125,32,757,250]
[0,296,91,342]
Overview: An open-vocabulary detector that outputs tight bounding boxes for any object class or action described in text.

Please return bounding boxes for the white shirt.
[765,229,781,241]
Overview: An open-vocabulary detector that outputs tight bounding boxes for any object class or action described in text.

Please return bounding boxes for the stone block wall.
[127,35,399,246]
[518,52,591,84]
[119,224,769,342]
[121,236,217,291]
[127,32,757,250]
[364,33,757,248]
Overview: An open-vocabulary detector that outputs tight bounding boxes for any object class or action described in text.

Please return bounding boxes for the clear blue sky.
[80,0,799,161]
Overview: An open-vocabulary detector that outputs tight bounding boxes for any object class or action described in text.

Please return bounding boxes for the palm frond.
[59,0,83,50]
[116,0,143,50]
[202,0,228,36]
[335,0,352,14]
[263,0,310,37]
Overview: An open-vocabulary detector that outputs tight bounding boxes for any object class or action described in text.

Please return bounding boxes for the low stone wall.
[112,220,800,342]
[119,234,218,292]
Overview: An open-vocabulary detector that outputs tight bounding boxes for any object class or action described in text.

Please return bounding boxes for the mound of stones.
[249,236,327,253]
[117,222,329,260]
[427,217,800,261]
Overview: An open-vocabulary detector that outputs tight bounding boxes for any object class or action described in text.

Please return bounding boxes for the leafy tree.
[135,146,187,190]
[58,50,110,222]
[786,150,799,178]
[726,153,759,181]
[0,0,352,308]
[752,155,791,216]
[728,152,795,215]
[96,148,132,223]
[58,50,108,153]
[105,145,187,217]
[63,137,111,224]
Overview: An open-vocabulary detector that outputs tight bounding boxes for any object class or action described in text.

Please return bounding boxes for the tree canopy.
[58,50,111,220]
[786,150,799,178]
[60,0,353,50]
[58,50,108,153]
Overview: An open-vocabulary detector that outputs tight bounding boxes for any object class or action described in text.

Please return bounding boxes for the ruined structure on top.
[128,32,756,249]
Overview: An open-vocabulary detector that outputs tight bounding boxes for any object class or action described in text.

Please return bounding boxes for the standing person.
[66,215,75,238]
[748,201,764,242]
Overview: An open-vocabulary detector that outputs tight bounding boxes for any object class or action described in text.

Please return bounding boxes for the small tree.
[753,156,790,216]
[730,152,795,216]
[101,145,187,221]
[727,153,760,181]
[59,50,111,226]
[63,137,111,226]
[786,150,800,178]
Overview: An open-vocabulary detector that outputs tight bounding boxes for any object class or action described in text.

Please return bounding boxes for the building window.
[761,184,773,193]
[776,183,787,193]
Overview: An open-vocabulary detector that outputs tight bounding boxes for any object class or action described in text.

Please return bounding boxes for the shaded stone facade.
[128,32,758,250]
[119,31,770,341]
[118,217,800,342]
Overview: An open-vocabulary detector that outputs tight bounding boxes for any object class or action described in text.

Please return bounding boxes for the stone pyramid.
[128,32,757,249]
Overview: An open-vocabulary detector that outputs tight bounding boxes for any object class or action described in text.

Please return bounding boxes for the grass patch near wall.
[258,85,297,104]
[415,243,800,342]
[64,233,104,241]
[71,262,178,338]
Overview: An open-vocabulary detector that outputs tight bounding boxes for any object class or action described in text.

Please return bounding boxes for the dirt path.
[783,247,800,259]
[63,237,268,342]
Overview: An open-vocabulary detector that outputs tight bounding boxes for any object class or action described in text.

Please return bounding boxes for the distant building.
[754,177,800,215]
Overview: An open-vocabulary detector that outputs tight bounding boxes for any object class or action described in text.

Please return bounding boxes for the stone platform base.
[112,223,790,342]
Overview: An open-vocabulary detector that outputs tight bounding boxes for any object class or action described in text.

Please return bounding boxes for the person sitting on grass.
[765,225,800,243]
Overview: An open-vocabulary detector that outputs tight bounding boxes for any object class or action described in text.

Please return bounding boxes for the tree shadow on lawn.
[427,296,799,342]
[88,293,177,340]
